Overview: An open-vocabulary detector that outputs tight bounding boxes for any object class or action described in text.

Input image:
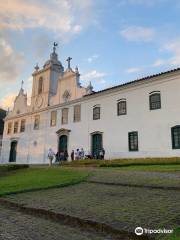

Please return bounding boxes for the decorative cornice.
[84,68,180,98]
[5,68,180,121]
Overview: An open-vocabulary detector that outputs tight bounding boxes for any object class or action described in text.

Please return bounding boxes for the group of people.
[47,147,105,166]
[70,148,85,161]
[47,148,68,166]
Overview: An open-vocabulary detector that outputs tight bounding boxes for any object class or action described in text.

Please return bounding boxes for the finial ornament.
[66,57,72,69]
[21,80,24,89]
[34,63,39,71]
[53,42,58,53]
[86,81,93,94]
[75,66,78,72]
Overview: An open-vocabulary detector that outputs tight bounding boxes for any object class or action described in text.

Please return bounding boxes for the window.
[7,122,12,134]
[149,92,161,110]
[34,115,40,130]
[171,126,180,149]
[74,105,81,122]
[117,99,127,115]
[50,110,57,126]
[93,105,100,120]
[63,90,71,102]
[20,119,26,132]
[128,131,138,151]
[14,121,18,134]
[38,77,43,94]
[62,108,68,124]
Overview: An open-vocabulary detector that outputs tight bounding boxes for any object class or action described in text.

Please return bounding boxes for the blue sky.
[0,0,180,109]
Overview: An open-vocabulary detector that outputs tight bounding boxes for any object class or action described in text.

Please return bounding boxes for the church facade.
[1,45,180,164]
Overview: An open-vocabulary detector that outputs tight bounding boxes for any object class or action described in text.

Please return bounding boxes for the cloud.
[0,75,33,109]
[152,39,180,68]
[163,40,180,66]
[126,67,142,73]
[87,54,99,63]
[118,0,166,6]
[0,93,16,109]
[120,26,155,42]
[0,37,24,84]
[152,59,166,67]
[81,70,107,84]
[0,0,95,38]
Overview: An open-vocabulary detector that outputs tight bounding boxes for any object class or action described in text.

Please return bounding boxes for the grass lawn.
[0,167,89,196]
[165,228,180,240]
[109,164,180,171]
[0,164,29,177]
[62,157,180,170]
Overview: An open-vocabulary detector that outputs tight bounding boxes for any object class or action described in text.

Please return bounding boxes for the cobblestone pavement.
[6,182,180,236]
[88,168,180,188]
[0,205,114,240]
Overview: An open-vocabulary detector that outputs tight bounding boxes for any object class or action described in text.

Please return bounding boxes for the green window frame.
[128,131,138,151]
[149,92,161,110]
[117,99,127,115]
[171,126,180,149]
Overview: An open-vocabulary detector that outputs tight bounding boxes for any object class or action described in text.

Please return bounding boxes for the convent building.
[1,44,180,164]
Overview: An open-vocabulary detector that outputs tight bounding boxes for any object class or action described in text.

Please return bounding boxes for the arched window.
[149,91,161,110]
[93,105,100,120]
[171,126,180,149]
[117,99,127,115]
[38,77,43,94]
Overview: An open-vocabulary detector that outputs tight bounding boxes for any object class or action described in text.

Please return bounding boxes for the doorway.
[92,133,102,159]
[59,135,68,152]
[9,141,17,162]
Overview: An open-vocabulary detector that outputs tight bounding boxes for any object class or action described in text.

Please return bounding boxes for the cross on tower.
[53,42,58,53]
[66,57,72,69]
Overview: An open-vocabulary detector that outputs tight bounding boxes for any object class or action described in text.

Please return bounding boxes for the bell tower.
[31,43,64,111]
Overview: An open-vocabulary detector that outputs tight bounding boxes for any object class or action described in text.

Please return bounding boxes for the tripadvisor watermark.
[135,227,173,236]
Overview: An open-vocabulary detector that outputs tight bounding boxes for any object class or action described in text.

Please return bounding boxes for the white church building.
[1,44,180,164]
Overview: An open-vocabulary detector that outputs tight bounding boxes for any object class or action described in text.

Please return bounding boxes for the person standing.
[71,150,74,161]
[59,151,64,163]
[75,149,80,160]
[80,148,85,160]
[55,151,60,162]
[48,148,55,166]
[102,148,105,159]
[64,150,69,161]
[99,148,105,160]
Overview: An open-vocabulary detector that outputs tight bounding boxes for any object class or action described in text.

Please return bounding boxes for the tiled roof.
[84,68,180,97]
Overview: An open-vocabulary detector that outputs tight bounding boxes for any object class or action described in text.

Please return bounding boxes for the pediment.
[56,128,71,136]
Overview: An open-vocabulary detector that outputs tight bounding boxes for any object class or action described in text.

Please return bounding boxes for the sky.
[0,0,180,109]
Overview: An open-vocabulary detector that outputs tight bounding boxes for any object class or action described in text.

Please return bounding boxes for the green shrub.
[0,164,29,172]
